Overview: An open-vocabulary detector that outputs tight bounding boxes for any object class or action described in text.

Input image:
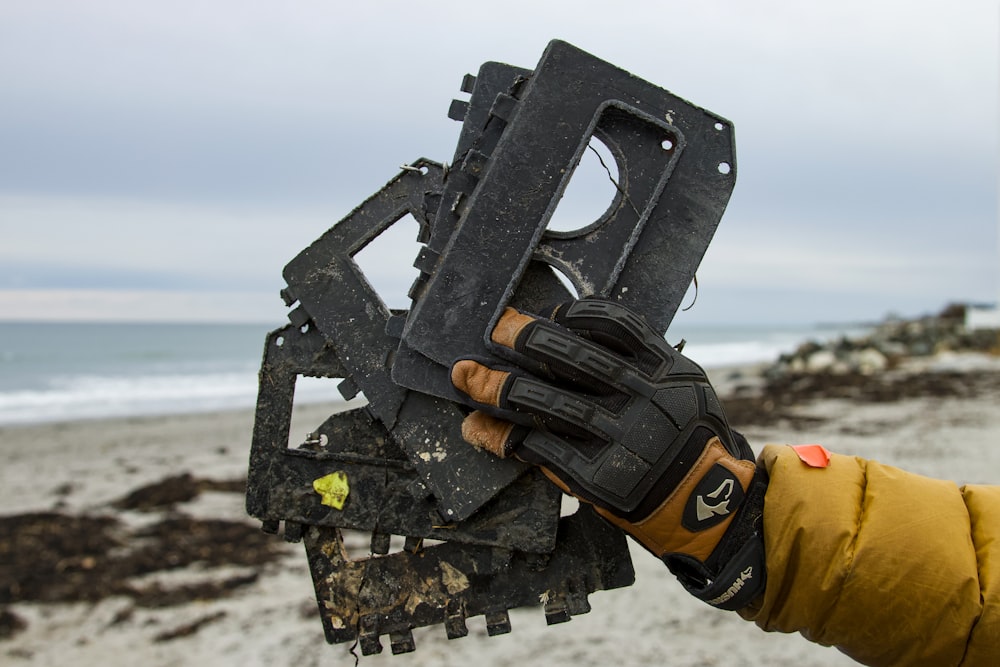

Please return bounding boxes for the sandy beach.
[3,352,1000,667]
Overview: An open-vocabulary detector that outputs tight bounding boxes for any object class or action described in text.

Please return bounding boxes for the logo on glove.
[695,477,735,521]
[682,464,745,532]
[706,566,755,607]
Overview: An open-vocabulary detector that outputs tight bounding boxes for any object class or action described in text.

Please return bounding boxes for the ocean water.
[0,321,336,426]
[0,320,867,426]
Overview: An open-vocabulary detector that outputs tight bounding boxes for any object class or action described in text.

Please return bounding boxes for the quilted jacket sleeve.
[739,445,999,666]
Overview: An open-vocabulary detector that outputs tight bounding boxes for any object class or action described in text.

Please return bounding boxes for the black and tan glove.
[450,298,768,611]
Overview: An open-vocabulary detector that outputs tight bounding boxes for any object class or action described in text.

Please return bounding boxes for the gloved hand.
[450,298,768,611]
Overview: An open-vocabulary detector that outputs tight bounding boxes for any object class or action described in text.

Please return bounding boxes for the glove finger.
[551,299,674,376]
[459,411,608,512]
[491,306,636,397]
[459,411,523,458]
[450,358,545,429]
[550,299,712,388]
[504,373,619,440]
[450,358,511,409]
[451,358,615,441]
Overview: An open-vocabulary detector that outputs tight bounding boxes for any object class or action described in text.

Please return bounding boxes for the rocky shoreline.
[767,304,999,377]
[722,304,1000,431]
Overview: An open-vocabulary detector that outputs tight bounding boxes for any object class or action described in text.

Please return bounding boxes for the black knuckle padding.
[522,325,630,389]
[506,376,597,429]
[559,299,669,369]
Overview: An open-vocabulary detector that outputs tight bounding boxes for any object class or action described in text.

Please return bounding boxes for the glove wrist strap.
[664,466,768,611]
[676,532,766,611]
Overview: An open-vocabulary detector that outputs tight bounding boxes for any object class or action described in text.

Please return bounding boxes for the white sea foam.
[683,340,792,368]
[677,324,867,369]
[0,372,340,425]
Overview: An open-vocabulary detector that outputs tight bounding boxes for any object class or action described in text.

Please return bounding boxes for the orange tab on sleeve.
[790,444,831,468]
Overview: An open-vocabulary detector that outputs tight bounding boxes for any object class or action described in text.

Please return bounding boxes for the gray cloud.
[0,1,996,323]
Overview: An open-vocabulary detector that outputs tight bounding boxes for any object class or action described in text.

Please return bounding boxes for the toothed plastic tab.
[412,246,440,273]
[567,590,591,616]
[485,609,511,636]
[370,532,391,555]
[543,593,571,625]
[359,615,383,655]
[385,314,406,339]
[288,306,311,328]
[461,149,489,177]
[260,519,279,534]
[407,273,429,301]
[489,93,517,121]
[403,536,423,552]
[389,630,415,654]
[279,287,297,307]
[566,575,592,615]
[460,73,477,93]
[445,600,469,639]
[283,521,303,543]
[448,99,470,122]
[337,377,361,401]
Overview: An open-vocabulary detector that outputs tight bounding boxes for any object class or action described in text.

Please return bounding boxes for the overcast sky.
[0,1,996,325]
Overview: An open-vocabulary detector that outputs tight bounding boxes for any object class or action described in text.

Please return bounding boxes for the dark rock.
[722,304,1000,429]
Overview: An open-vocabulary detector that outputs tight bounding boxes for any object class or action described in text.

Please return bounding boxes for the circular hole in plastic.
[718,162,731,175]
[661,138,674,151]
[714,122,725,131]
[550,264,581,299]
[546,134,620,233]
[275,336,285,347]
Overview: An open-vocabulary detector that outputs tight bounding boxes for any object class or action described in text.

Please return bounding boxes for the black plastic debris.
[246,39,736,655]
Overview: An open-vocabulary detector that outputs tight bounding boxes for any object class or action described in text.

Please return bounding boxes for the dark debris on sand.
[0,475,282,610]
[112,473,247,511]
[153,610,228,642]
[723,366,1000,430]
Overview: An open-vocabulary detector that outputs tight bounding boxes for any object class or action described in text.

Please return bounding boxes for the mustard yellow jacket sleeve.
[740,445,999,666]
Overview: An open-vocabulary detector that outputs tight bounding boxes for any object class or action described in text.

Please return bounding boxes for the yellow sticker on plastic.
[313,471,350,509]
